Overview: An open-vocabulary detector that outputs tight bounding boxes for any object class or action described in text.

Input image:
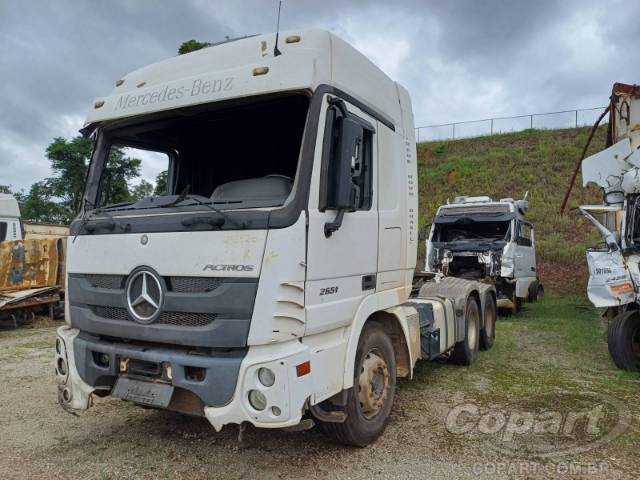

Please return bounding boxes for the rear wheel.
[608,311,640,371]
[450,297,480,365]
[511,290,522,315]
[320,322,396,447]
[479,294,496,351]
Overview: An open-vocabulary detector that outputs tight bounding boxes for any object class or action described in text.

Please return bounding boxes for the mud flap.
[586,250,635,307]
[413,303,441,360]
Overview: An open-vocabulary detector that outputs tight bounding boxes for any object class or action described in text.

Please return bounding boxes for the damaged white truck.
[425,195,541,313]
[54,29,497,446]
[572,82,640,371]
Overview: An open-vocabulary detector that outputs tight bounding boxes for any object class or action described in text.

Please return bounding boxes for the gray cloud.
[1,0,638,190]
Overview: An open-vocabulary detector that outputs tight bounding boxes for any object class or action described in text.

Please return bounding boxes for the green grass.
[399,296,639,461]
[406,296,639,395]
[418,127,607,293]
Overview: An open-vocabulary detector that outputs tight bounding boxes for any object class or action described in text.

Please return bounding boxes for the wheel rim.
[467,307,478,349]
[358,349,390,420]
[484,304,494,338]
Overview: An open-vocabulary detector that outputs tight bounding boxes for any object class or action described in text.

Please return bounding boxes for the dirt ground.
[1,297,639,479]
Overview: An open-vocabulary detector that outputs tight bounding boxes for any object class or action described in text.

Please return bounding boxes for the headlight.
[248,390,267,411]
[257,367,275,387]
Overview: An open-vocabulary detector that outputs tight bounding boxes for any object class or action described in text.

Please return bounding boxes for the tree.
[178,39,212,55]
[130,180,154,200]
[19,182,66,223]
[43,136,144,222]
[45,136,93,218]
[0,185,12,194]
[98,150,142,206]
[154,170,168,195]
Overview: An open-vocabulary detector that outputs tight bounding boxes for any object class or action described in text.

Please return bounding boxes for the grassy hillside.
[417,127,608,294]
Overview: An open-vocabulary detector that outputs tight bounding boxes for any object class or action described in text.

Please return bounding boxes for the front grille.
[86,275,125,289]
[83,274,226,293]
[169,277,225,293]
[93,306,218,327]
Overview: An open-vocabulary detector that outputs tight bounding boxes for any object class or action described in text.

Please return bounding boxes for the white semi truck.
[0,194,23,242]
[573,82,640,370]
[55,29,497,446]
[425,195,542,313]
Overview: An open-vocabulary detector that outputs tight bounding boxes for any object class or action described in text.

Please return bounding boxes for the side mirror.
[324,106,364,237]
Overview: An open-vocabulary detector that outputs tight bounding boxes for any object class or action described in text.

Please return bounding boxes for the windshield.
[433,220,511,243]
[88,93,309,214]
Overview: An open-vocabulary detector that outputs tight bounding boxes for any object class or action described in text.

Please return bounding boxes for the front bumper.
[55,326,313,430]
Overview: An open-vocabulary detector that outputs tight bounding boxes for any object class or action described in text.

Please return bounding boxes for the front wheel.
[608,311,640,371]
[450,296,480,365]
[319,322,396,447]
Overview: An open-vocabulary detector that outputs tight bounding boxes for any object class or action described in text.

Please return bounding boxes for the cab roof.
[0,194,21,218]
[85,29,407,133]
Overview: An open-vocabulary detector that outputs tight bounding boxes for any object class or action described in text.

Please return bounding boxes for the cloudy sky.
[1,0,639,191]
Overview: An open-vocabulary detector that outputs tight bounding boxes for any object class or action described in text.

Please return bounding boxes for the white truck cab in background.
[577,82,640,371]
[55,29,496,446]
[426,195,541,312]
[0,194,23,242]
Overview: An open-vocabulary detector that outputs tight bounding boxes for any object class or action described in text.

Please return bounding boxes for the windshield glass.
[91,93,309,213]
[433,220,511,243]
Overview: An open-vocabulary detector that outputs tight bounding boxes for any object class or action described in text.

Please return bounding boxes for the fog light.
[57,358,67,376]
[271,406,281,416]
[99,353,110,367]
[258,367,275,387]
[248,390,267,411]
[55,338,62,354]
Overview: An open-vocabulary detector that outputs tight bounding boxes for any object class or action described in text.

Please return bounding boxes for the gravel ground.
[0,300,638,479]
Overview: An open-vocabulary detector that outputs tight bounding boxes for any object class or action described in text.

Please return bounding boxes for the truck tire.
[608,311,640,371]
[479,294,496,351]
[320,322,396,447]
[450,297,480,365]
[511,291,522,315]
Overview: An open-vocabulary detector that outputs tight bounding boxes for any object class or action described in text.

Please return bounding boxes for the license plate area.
[112,377,174,407]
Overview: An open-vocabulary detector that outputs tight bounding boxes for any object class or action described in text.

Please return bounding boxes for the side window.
[98,145,170,207]
[320,99,374,211]
[0,222,7,241]
[350,129,373,210]
[517,222,533,247]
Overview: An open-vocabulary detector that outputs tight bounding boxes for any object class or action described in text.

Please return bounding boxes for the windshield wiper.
[96,201,135,212]
[173,194,247,229]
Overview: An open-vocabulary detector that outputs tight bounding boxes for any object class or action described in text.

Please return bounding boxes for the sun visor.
[434,211,515,224]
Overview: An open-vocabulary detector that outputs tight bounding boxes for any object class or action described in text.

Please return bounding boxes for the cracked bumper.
[54,327,313,430]
[55,326,95,411]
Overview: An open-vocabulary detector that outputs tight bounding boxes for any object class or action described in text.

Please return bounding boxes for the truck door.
[305,95,378,335]
[514,220,536,282]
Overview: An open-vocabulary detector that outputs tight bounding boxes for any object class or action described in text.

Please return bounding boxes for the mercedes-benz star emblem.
[125,268,164,324]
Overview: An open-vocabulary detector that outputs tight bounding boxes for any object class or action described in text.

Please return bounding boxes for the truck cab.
[577,82,640,370]
[55,29,495,446]
[426,195,540,311]
[0,194,23,242]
